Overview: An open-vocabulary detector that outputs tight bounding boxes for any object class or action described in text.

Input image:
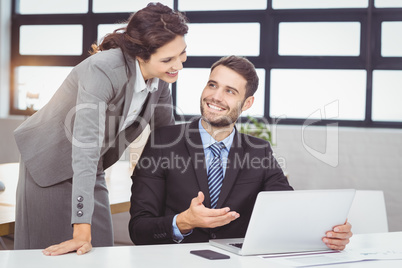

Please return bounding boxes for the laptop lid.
[210,189,356,255]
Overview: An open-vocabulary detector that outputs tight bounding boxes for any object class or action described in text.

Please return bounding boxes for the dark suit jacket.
[129,119,293,245]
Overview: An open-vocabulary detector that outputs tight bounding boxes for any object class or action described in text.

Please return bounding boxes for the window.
[278,22,361,56]
[381,21,402,57]
[270,69,367,120]
[272,0,369,9]
[18,0,88,14]
[10,0,402,128]
[92,0,173,13]
[97,23,126,44]
[179,0,267,11]
[19,25,83,55]
[186,23,260,56]
[372,70,402,122]
[15,66,73,111]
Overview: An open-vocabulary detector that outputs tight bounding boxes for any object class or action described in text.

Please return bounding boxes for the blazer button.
[77,196,84,202]
[77,210,84,217]
[77,203,84,209]
[211,233,217,239]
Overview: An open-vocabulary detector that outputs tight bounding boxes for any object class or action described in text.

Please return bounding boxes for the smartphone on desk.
[190,250,230,260]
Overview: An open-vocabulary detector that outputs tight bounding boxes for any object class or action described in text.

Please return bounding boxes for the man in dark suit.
[129,56,352,249]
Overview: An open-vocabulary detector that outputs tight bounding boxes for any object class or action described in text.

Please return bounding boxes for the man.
[129,56,352,249]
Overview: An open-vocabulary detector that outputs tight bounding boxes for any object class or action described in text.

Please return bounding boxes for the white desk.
[1,232,402,268]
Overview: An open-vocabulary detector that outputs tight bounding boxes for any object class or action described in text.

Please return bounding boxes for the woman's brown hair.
[91,2,188,61]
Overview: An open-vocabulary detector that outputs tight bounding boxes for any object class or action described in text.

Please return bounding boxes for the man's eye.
[162,59,171,63]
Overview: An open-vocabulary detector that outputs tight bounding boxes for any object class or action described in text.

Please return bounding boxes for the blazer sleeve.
[129,136,176,245]
[69,60,118,225]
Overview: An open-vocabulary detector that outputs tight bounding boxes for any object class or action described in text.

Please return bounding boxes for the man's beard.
[200,98,243,127]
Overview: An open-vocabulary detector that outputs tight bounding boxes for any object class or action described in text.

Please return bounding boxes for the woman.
[14,2,188,256]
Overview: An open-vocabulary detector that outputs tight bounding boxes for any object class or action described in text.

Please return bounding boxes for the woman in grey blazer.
[14,2,188,256]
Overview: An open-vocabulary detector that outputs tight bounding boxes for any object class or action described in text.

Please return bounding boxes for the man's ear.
[242,96,254,112]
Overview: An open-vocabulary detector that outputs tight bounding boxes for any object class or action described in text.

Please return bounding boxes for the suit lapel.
[102,84,161,170]
[124,77,164,141]
[216,129,244,208]
[184,120,212,208]
[185,121,245,209]
[117,53,137,132]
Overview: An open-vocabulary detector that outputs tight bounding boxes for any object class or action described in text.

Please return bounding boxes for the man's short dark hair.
[211,55,259,99]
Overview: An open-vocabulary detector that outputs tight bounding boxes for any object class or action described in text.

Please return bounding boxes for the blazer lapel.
[102,93,153,170]
[184,120,212,208]
[216,129,244,208]
[117,53,137,131]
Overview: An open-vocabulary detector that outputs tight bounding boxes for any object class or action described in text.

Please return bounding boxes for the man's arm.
[129,148,174,245]
[130,166,239,245]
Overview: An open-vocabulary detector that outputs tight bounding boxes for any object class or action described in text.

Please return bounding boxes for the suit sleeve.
[262,144,294,191]
[129,135,176,245]
[70,61,117,225]
[149,81,175,131]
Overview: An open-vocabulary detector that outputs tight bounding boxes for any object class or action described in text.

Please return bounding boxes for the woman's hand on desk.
[322,221,353,251]
[42,223,92,256]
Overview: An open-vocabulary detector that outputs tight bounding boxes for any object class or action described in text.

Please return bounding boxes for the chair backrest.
[347,190,389,234]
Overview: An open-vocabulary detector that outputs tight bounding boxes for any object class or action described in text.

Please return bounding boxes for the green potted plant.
[238,116,274,146]
[238,116,288,177]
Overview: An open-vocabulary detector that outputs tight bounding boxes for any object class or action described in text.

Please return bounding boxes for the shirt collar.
[135,59,159,94]
[198,119,235,152]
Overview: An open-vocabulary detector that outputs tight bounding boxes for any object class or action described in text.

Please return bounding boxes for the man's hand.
[42,223,92,256]
[176,191,240,233]
[323,221,353,250]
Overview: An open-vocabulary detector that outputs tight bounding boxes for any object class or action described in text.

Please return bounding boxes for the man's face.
[200,65,254,127]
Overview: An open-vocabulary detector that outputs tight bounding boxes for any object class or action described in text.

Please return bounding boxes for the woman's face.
[137,35,187,83]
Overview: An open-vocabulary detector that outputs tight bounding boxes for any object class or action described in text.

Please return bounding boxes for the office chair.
[347,190,389,234]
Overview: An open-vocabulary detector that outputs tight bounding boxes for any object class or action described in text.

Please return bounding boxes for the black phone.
[190,250,230,260]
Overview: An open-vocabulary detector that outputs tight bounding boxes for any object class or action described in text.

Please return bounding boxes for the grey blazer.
[14,48,175,224]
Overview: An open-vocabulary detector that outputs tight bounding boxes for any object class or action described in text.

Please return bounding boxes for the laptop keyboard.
[230,243,243,249]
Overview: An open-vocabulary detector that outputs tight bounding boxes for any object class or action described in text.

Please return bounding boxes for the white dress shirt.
[120,60,159,131]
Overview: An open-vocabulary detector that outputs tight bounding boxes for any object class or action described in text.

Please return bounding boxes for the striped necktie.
[208,142,225,209]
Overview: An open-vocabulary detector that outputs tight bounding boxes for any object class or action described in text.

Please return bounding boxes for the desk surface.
[1,232,402,268]
[0,161,133,236]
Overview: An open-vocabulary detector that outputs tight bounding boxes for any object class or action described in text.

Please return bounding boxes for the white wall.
[0,118,24,163]
[0,0,11,118]
[273,125,402,232]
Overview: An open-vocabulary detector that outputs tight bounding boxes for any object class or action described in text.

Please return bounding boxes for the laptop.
[209,189,356,255]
